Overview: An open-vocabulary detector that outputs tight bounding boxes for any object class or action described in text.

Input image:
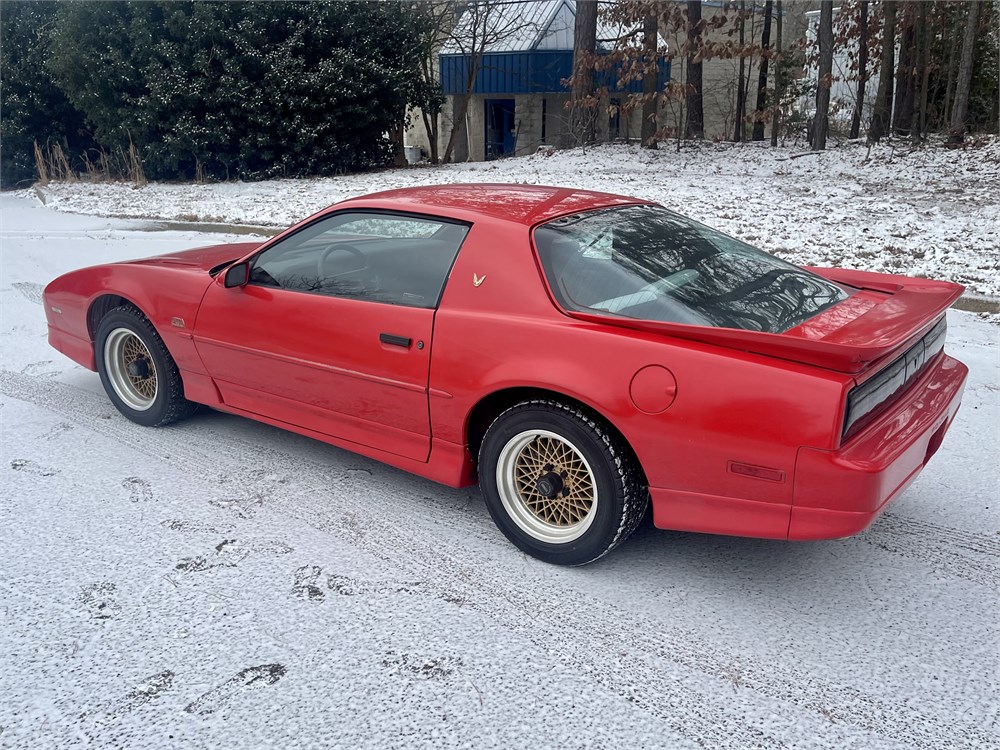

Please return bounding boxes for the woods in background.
[569,0,997,152]
[2,0,998,187]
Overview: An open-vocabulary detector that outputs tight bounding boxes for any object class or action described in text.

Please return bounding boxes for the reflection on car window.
[534,205,850,332]
[249,212,469,308]
[332,217,441,239]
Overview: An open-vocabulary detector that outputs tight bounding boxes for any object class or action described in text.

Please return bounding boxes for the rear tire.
[95,305,198,427]
[479,400,648,566]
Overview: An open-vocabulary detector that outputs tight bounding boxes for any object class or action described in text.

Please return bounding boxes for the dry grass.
[34,133,146,186]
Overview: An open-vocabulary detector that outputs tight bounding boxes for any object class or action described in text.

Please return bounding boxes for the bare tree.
[868,0,896,144]
[751,0,773,141]
[949,0,984,143]
[442,2,538,163]
[733,1,748,141]
[685,0,704,138]
[910,0,927,144]
[893,3,916,135]
[848,0,869,140]
[410,3,458,165]
[571,0,599,145]
[943,8,961,127]
[770,0,783,147]
[812,1,834,150]
[641,12,659,147]
[576,0,753,146]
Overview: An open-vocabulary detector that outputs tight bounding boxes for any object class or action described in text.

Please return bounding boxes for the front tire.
[95,305,198,427]
[479,400,648,566]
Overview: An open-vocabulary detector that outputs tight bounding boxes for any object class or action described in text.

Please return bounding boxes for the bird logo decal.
[473,273,486,287]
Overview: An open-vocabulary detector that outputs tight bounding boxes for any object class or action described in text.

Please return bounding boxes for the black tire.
[479,400,648,566]
[95,305,198,427]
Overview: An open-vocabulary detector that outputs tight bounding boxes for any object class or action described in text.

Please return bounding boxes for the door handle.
[379,333,411,348]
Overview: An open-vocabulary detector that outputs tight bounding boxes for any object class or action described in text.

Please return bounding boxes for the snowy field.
[22,138,1000,299]
[1,185,998,749]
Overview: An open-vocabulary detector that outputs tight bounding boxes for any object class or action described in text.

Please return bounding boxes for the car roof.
[336,183,654,226]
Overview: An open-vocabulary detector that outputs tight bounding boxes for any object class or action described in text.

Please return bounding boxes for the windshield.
[534,205,850,333]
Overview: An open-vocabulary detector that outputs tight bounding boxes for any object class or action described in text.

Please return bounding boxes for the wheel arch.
[465,386,646,482]
[87,293,143,340]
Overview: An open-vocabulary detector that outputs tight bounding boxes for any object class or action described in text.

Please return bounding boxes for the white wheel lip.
[104,327,157,412]
[495,429,599,544]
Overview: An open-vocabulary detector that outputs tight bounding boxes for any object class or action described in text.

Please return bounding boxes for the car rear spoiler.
[566,270,963,374]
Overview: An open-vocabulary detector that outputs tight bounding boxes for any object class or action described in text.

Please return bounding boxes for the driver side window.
[249,211,469,308]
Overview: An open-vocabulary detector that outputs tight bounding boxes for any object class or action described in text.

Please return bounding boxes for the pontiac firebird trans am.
[44,184,968,565]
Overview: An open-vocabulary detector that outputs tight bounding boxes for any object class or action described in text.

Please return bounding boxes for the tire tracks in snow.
[2,369,994,750]
[11,281,44,305]
[862,513,1000,590]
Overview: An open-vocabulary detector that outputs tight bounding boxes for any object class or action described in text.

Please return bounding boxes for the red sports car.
[44,184,968,565]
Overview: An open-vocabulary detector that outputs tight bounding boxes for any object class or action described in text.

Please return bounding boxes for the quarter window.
[249,212,469,308]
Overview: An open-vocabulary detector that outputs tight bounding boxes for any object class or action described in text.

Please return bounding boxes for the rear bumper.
[788,353,967,540]
[648,352,967,541]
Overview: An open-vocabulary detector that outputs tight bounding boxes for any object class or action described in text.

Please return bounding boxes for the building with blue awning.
[404,1,809,163]
[406,0,671,162]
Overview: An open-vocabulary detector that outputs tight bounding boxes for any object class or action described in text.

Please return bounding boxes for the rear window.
[534,205,849,333]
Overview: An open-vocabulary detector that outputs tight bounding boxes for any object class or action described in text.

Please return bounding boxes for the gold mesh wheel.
[496,429,598,544]
[104,328,158,411]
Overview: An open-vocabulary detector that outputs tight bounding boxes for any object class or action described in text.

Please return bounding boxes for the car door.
[192,210,469,462]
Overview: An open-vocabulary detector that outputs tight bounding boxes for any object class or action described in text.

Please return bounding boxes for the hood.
[126,242,263,272]
[568,268,963,373]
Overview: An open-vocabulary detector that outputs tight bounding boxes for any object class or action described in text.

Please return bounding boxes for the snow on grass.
[23,137,1000,297]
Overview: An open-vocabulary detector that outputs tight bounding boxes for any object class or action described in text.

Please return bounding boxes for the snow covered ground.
[21,138,1000,298]
[1,193,998,749]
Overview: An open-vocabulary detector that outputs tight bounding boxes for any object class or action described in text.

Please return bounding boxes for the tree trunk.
[733,1,747,141]
[892,5,915,135]
[443,92,472,163]
[418,54,441,165]
[641,13,659,148]
[421,109,439,165]
[771,0,783,147]
[868,0,896,144]
[918,15,931,137]
[752,0,773,141]
[943,18,959,130]
[739,10,753,140]
[949,0,983,143]
[571,0,598,146]
[849,0,869,139]
[685,0,704,138]
[813,1,833,150]
[910,1,927,144]
[391,119,407,167]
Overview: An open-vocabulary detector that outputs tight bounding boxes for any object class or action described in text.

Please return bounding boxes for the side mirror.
[224,263,249,288]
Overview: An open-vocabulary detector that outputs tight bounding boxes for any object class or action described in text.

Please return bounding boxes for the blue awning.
[440,51,671,96]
